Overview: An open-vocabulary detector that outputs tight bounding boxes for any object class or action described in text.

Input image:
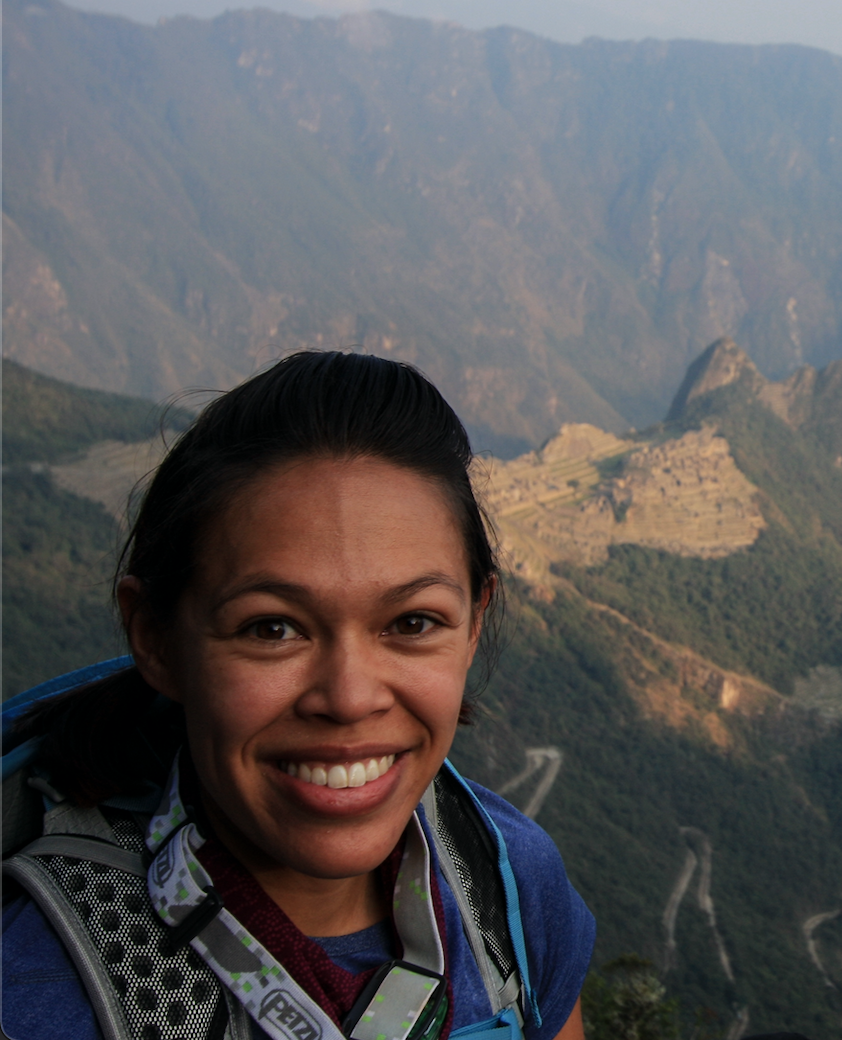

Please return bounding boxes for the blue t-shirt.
[2,783,594,1040]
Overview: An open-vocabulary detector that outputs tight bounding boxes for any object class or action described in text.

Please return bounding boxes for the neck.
[201,794,389,936]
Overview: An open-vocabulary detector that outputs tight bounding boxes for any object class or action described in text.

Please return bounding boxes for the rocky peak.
[668,337,841,435]
[667,338,764,420]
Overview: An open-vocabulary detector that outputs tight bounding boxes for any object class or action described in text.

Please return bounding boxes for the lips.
[283,755,397,789]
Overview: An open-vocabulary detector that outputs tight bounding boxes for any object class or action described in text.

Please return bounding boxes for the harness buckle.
[166,885,225,952]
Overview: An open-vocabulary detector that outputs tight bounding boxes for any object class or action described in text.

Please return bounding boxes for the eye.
[244,618,300,642]
[390,614,437,637]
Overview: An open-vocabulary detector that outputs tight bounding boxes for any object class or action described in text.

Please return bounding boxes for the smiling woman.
[3,352,594,1040]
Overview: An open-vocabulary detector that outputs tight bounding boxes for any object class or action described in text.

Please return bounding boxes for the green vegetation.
[1,360,194,695]
[2,359,191,464]
[453,580,842,1037]
[560,527,842,694]
[583,957,681,1040]
[2,469,125,698]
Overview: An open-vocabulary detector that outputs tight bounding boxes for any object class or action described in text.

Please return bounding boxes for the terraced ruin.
[483,423,766,580]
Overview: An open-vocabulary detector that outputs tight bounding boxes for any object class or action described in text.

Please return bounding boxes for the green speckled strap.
[147,758,444,1040]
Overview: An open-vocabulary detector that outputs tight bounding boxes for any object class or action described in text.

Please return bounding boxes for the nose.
[294,633,396,724]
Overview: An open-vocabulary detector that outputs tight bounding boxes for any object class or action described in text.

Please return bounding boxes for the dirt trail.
[497,747,563,820]
[663,827,734,981]
[662,847,698,971]
[803,910,841,989]
[663,827,750,1036]
[725,1006,750,1040]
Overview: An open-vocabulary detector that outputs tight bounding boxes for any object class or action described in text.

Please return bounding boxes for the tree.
[582,955,680,1040]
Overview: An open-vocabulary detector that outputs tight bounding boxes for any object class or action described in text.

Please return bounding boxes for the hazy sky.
[66,0,842,56]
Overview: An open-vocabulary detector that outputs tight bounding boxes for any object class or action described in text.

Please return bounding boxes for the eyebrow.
[210,571,467,615]
[380,573,468,606]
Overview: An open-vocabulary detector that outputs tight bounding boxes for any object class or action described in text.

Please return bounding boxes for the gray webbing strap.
[20,836,147,877]
[222,989,254,1040]
[422,776,524,1024]
[147,757,446,1040]
[3,855,132,1040]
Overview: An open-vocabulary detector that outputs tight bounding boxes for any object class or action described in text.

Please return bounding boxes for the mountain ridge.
[4,0,842,445]
[669,337,842,447]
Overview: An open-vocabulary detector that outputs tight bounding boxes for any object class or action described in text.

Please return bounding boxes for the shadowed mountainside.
[4,0,842,448]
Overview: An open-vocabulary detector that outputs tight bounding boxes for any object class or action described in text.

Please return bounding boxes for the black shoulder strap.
[427,768,522,1019]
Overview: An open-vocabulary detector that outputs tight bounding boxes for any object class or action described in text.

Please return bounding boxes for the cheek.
[400,658,467,740]
[178,666,296,756]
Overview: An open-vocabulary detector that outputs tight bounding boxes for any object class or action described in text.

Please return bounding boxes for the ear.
[117,576,182,703]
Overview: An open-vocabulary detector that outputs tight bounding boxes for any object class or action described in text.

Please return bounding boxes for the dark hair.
[120,351,500,629]
[17,352,501,804]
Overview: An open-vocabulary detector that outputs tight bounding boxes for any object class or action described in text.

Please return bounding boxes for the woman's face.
[132,456,482,882]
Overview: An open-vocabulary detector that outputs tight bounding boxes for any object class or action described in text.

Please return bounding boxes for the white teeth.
[286,755,397,788]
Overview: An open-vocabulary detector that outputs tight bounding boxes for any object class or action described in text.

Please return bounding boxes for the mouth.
[281,754,397,790]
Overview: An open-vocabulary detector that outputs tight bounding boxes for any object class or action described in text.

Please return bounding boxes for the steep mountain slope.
[456,341,842,1034]
[451,579,842,1037]
[2,470,125,696]
[2,358,190,464]
[4,0,842,445]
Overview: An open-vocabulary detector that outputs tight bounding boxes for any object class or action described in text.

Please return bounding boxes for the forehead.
[195,456,468,593]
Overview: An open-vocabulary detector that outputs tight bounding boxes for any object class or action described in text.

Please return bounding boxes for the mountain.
[482,341,842,694]
[458,344,842,1035]
[4,348,842,1035]
[669,337,842,452]
[1,361,191,695]
[1,358,191,464]
[4,0,842,450]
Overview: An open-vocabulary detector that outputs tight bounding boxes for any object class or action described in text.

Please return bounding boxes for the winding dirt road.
[663,827,747,1036]
[803,910,841,989]
[664,827,734,982]
[497,747,563,820]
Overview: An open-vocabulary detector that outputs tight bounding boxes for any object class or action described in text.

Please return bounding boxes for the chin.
[286,823,403,875]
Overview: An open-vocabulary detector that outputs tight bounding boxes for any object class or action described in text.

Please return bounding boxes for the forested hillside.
[3,354,841,1035]
[2,358,190,463]
[1,361,192,694]
[455,342,842,1035]
[4,0,842,448]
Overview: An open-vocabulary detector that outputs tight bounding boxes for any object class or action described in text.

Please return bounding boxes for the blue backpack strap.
[2,658,138,856]
[3,656,134,736]
[440,760,542,1028]
[451,1008,524,1040]
[2,657,134,780]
